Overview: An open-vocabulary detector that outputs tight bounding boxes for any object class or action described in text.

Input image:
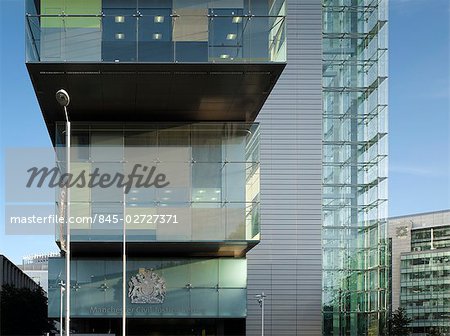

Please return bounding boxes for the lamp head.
[56,89,70,107]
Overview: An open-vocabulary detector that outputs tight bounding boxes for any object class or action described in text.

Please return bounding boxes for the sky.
[0,0,449,264]
[388,0,450,216]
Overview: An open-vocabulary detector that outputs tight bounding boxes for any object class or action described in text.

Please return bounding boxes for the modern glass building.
[389,210,450,336]
[322,0,389,335]
[25,0,388,335]
[26,0,285,334]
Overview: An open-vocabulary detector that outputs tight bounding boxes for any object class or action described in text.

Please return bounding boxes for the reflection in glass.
[54,123,260,243]
[48,257,247,318]
[26,0,286,63]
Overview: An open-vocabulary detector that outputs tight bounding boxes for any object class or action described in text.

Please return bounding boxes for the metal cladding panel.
[247,0,323,335]
[26,62,284,141]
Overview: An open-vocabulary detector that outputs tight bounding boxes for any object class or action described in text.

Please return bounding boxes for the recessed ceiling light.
[211,197,217,201]
[198,190,205,194]
[153,33,162,40]
[162,197,169,201]
[220,54,230,59]
[154,16,164,23]
[165,190,172,193]
[115,16,125,23]
[195,197,201,201]
[115,33,125,40]
[227,33,237,40]
[232,16,242,24]
[215,190,221,194]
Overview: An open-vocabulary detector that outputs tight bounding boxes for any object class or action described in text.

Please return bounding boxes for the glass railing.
[26,4,286,63]
[56,202,260,243]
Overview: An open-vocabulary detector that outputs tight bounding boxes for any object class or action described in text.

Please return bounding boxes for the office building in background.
[1,254,41,292]
[389,210,450,336]
[19,253,60,293]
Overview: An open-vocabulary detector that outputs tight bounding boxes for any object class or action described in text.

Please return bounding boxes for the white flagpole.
[122,186,127,335]
[64,105,71,336]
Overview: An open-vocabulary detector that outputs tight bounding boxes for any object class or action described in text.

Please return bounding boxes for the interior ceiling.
[27,62,285,140]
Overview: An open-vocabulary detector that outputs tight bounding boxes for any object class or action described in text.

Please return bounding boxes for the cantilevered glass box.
[54,123,260,257]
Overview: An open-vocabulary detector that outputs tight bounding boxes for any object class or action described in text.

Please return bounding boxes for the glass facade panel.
[49,257,246,318]
[219,288,247,317]
[192,206,225,240]
[191,259,218,287]
[102,8,137,62]
[25,0,286,63]
[54,123,260,243]
[219,258,246,288]
[322,0,389,334]
[191,288,219,317]
[47,257,65,317]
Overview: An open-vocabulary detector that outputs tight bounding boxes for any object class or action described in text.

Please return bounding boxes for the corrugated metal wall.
[247,0,323,335]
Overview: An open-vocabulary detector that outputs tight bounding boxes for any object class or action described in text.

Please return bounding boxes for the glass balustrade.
[26,0,286,63]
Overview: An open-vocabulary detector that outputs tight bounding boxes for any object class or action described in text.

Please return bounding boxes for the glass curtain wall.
[25,0,286,63]
[54,123,260,244]
[52,123,258,334]
[322,0,389,335]
[48,257,248,318]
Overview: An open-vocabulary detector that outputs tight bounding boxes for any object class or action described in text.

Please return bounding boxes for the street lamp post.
[58,280,65,336]
[256,292,266,336]
[56,89,71,336]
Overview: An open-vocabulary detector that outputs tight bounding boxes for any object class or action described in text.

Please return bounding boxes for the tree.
[389,307,412,336]
[0,284,54,335]
[428,327,443,336]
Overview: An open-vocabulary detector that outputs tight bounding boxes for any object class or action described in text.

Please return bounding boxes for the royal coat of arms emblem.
[128,268,166,304]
